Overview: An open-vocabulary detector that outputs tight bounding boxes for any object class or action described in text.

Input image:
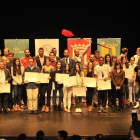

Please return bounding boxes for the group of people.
[0,42,140,114]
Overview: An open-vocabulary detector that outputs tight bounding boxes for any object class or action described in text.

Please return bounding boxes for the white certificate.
[124,69,134,79]
[0,84,11,93]
[97,79,111,90]
[64,76,77,87]
[37,73,50,83]
[24,72,38,82]
[83,77,96,87]
[55,73,69,83]
[73,87,86,96]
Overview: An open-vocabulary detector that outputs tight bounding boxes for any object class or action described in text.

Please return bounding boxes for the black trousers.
[8,84,13,109]
[98,90,107,108]
[112,85,123,108]
[40,81,52,107]
[22,84,27,105]
[86,87,94,106]
[0,93,8,111]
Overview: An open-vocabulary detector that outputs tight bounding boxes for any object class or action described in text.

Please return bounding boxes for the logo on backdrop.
[42,44,52,56]
[67,38,91,64]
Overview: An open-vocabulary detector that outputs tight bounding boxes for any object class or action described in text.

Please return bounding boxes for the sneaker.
[78,108,82,113]
[75,108,79,112]
[67,108,70,113]
[98,108,101,113]
[103,108,107,113]
[134,102,139,109]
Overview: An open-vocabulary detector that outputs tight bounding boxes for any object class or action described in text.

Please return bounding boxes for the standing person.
[20,49,36,109]
[128,57,136,105]
[35,47,48,71]
[61,49,75,72]
[121,56,129,106]
[111,62,125,111]
[111,55,117,70]
[84,62,95,112]
[8,52,14,67]
[52,60,63,111]
[0,60,12,113]
[72,63,84,113]
[52,48,60,60]
[94,57,111,113]
[74,40,92,70]
[3,48,9,62]
[22,57,40,114]
[134,58,140,108]
[63,63,72,112]
[0,49,2,60]
[118,48,128,62]
[2,56,12,110]
[20,49,36,68]
[94,50,100,64]
[85,54,98,68]
[40,58,53,112]
[134,47,140,64]
[105,54,113,107]
[49,52,56,67]
[11,58,24,111]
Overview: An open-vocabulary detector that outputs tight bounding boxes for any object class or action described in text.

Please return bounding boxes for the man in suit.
[0,60,12,113]
[60,49,75,72]
[2,56,13,110]
[52,48,60,60]
[35,47,48,71]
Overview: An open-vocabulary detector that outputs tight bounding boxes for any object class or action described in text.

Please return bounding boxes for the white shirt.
[94,64,111,80]
[0,69,5,83]
[134,55,140,63]
[128,63,136,82]
[39,55,44,66]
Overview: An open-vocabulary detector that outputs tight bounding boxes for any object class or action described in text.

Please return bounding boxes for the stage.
[0,103,138,138]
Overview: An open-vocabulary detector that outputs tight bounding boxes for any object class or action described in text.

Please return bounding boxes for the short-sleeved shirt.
[94,64,111,79]
[134,66,140,83]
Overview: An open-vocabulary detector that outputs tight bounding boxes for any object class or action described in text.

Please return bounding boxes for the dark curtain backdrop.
[0,2,139,60]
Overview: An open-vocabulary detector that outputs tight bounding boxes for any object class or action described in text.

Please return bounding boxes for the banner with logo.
[4,39,29,59]
[97,38,121,57]
[35,39,59,56]
[67,38,91,64]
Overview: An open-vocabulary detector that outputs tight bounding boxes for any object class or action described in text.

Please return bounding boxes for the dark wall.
[0,2,139,59]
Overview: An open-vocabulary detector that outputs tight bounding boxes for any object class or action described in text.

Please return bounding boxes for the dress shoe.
[58,105,63,111]
[4,109,10,113]
[28,110,32,114]
[53,105,59,111]
[118,108,122,111]
[33,110,37,114]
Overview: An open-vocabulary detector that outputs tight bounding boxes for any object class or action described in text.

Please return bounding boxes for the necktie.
[66,58,68,63]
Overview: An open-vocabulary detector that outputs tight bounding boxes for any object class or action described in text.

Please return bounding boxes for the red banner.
[67,38,91,64]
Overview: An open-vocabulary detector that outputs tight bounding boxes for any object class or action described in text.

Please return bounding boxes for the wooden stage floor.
[0,104,139,137]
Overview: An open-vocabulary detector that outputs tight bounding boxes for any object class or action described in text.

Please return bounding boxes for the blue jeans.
[53,84,63,106]
[13,85,22,105]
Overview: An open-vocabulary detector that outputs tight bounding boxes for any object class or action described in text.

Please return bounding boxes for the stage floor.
[0,104,139,137]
